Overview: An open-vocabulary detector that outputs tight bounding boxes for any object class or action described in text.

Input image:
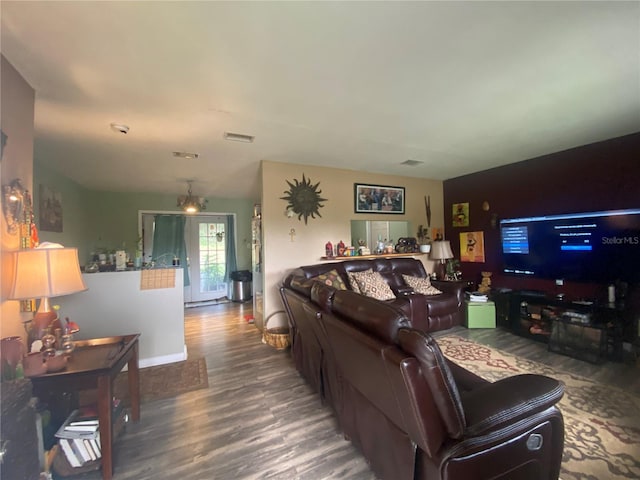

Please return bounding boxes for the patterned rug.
[438,335,640,480]
[80,357,209,405]
[118,357,209,403]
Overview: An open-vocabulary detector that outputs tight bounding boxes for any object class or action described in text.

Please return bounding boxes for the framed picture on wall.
[354,183,405,214]
[39,184,63,232]
[460,231,485,262]
[452,202,469,227]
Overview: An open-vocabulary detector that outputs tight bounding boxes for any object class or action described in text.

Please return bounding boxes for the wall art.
[281,174,327,224]
[354,183,404,214]
[39,184,63,232]
[460,231,485,262]
[452,202,469,227]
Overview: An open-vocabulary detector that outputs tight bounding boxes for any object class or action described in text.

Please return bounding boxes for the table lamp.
[429,240,454,280]
[9,242,87,344]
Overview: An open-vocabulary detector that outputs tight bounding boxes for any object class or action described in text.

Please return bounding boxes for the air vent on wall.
[224,132,255,143]
[401,159,424,166]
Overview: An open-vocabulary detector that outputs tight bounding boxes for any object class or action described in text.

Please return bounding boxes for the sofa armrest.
[431,279,466,306]
[393,285,415,297]
[461,374,564,436]
[395,293,429,331]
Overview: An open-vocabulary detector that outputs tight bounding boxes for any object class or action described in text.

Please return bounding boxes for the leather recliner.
[283,287,565,480]
[281,257,466,404]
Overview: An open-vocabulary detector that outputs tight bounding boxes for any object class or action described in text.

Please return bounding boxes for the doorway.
[186,215,228,303]
[140,211,237,305]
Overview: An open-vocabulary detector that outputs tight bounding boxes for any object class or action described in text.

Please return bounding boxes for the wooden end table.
[30,334,140,480]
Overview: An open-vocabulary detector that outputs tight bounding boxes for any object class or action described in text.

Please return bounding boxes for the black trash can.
[230,270,252,302]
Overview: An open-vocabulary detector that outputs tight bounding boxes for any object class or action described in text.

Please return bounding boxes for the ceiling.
[2,1,639,200]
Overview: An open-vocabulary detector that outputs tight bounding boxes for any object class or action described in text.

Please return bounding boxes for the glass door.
[187,216,228,303]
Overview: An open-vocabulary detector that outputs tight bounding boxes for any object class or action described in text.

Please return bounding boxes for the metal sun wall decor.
[280,174,327,224]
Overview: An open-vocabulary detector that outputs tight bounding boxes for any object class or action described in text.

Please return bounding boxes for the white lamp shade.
[9,247,87,300]
[429,240,454,261]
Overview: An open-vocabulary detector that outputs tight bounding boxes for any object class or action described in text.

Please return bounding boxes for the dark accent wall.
[443,132,640,301]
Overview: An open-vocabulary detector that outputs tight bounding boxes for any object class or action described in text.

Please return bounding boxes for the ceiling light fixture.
[223,132,255,143]
[172,151,200,159]
[177,181,207,213]
[110,123,130,134]
[401,159,424,166]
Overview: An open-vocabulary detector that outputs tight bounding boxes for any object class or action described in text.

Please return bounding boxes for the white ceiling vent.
[224,132,255,143]
[401,159,423,166]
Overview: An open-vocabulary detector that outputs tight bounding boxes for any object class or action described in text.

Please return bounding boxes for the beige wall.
[1,56,35,340]
[261,160,443,327]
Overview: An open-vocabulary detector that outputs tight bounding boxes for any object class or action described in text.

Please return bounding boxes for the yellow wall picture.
[460,231,485,262]
[452,202,469,227]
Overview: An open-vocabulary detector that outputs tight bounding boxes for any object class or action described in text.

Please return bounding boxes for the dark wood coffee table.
[30,334,140,480]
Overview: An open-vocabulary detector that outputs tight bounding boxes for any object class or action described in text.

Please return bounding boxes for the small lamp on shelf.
[9,242,87,349]
[429,240,454,280]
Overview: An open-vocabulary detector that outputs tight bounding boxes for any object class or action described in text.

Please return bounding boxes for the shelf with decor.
[320,252,427,261]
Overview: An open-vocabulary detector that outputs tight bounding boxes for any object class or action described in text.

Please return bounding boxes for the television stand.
[503,290,625,362]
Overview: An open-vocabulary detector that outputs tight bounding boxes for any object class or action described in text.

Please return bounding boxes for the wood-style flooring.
[68,302,639,480]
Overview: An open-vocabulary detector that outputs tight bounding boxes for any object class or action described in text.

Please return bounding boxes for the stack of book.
[55,410,102,468]
[467,291,489,302]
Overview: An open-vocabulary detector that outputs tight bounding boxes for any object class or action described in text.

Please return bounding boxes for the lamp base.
[435,262,447,281]
[32,310,57,341]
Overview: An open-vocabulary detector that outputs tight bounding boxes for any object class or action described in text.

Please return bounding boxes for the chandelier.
[177,181,207,213]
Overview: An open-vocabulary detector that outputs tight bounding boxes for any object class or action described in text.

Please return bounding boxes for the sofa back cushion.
[397,328,466,439]
[332,290,410,344]
[294,258,428,294]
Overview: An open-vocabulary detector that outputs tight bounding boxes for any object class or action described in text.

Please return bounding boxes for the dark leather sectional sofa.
[280,257,565,480]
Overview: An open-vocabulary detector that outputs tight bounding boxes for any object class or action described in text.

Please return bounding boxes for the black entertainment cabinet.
[497,290,631,364]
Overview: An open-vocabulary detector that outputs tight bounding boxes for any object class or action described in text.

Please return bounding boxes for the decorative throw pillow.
[309,269,347,291]
[402,274,442,296]
[289,276,313,292]
[351,270,396,301]
[347,269,372,294]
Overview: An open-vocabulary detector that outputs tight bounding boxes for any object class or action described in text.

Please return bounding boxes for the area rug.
[118,357,209,403]
[80,357,209,406]
[438,335,640,480]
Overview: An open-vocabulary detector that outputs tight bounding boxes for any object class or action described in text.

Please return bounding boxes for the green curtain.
[224,215,238,282]
[152,214,189,287]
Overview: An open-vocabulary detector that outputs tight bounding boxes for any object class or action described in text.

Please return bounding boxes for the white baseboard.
[139,346,188,368]
[122,345,188,370]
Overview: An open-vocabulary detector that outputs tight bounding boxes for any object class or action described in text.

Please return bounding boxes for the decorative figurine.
[325,241,333,257]
[478,271,492,294]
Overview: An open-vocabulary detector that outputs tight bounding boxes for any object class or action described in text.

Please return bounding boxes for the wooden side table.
[30,334,140,480]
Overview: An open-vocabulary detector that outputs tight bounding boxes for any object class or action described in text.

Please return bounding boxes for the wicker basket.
[263,312,291,350]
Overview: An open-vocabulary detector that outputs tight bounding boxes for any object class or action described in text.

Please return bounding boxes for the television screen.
[500,208,640,283]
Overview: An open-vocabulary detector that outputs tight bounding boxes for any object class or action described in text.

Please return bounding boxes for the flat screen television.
[500,208,640,283]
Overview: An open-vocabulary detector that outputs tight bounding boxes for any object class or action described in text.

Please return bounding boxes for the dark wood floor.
[69,302,639,479]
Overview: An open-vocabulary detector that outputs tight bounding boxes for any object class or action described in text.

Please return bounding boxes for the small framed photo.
[354,183,405,214]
